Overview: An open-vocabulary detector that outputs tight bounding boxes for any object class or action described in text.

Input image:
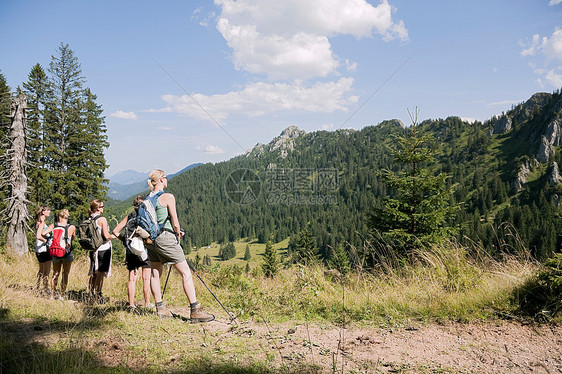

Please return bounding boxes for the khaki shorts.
[146,231,186,265]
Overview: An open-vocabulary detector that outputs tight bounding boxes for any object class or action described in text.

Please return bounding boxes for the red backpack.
[48,224,71,258]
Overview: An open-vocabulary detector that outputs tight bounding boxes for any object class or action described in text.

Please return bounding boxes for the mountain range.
[107,90,562,262]
[107,163,203,201]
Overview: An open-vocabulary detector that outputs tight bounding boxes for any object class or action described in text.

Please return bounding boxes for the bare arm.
[162,193,184,237]
[112,216,128,238]
[98,217,113,241]
[36,223,54,242]
[68,225,76,239]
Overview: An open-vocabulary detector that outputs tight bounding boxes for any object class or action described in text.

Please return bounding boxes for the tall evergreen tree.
[43,43,107,214]
[329,244,351,275]
[368,109,458,259]
[244,243,251,261]
[295,226,318,265]
[261,240,279,277]
[23,64,51,206]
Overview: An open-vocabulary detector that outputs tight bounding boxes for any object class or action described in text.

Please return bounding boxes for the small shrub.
[517,252,562,319]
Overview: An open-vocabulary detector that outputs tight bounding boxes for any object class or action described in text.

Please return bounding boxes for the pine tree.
[219,242,236,261]
[23,64,52,206]
[244,243,251,260]
[368,109,458,259]
[261,240,279,277]
[202,254,212,267]
[65,88,108,215]
[44,43,108,214]
[295,226,318,265]
[329,244,351,275]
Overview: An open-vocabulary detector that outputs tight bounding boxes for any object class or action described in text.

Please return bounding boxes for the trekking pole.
[161,264,172,299]
[188,261,238,325]
[184,255,238,325]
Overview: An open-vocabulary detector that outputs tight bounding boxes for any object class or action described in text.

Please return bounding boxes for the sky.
[1,0,562,177]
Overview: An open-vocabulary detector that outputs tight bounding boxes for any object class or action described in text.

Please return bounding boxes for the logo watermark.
[224,168,261,205]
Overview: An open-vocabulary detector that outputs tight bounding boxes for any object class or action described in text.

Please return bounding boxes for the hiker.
[34,205,52,296]
[112,196,153,310]
[47,209,75,300]
[87,199,114,302]
[145,169,214,322]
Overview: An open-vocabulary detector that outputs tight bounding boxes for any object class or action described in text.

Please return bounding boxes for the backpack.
[78,215,105,250]
[48,224,71,258]
[120,212,148,260]
[137,191,167,243]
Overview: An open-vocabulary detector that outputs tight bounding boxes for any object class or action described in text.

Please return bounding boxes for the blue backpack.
[136,191,167,242]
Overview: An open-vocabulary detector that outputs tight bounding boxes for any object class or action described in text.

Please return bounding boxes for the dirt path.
[193,314,562,373]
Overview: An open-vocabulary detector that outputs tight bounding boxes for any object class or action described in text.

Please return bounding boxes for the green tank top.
[155,193,172,230]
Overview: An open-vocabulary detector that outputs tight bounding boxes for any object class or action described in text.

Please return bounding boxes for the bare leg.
[150,262,163,303]
[173,260,197,304]
[95,272,106,295]
[43,261,52,292]
[141,267,152,305]
[51,262,62,298]
[128,269,138,306]
[60,262,72,295]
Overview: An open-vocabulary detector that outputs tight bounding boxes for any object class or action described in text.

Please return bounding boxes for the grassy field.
[185,237,290,271]
[0,241,542,373]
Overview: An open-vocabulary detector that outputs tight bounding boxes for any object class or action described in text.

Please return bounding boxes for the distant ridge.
[108,163,203,200]
[109,169,148,185]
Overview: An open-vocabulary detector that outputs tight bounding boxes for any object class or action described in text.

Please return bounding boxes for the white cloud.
[157,126,172,131]
[157,78,359,123]
[487,99,523,107]
[214,0,408,80]
[549,0,562,5]
[196,144,225,154]
[545,68,562,87]
[543,29,562,63]
[110,110,137,120]
[521,28,562,88]
[345,59,358,72]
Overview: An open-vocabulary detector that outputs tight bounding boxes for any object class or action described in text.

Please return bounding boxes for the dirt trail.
[195,314,562,373]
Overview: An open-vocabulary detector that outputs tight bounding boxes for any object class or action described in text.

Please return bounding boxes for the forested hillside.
[109,90,562,263]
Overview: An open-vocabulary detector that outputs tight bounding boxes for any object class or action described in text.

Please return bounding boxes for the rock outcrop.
[536,135,554,163]
[247,125,305,159]
[550,162,561,186]
[492,115,512,134]
[271,125,305,159]
[511,159,537,192]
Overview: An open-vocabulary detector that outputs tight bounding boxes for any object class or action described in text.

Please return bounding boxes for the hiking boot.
[190,303,215,323]
[144,303,155,310]
[156,304,173,319]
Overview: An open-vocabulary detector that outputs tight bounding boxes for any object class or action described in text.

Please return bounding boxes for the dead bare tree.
[4,91,29,256]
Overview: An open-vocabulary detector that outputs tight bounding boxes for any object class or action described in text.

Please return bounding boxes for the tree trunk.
[6,92,29,256]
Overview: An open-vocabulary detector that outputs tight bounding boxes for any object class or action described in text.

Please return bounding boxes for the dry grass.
[0,241,539,373]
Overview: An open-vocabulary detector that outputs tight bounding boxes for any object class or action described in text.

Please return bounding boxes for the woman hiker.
[113,196,153,310]
[47,209,76,301]
[87,199,114,303]
[34,205,52,296]
[145,169,214,322]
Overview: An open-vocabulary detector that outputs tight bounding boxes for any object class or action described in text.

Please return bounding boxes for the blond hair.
[147,169,165,191]
[58,209,70,221]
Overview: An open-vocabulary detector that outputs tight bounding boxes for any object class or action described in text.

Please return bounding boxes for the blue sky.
[1,0,561,176]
